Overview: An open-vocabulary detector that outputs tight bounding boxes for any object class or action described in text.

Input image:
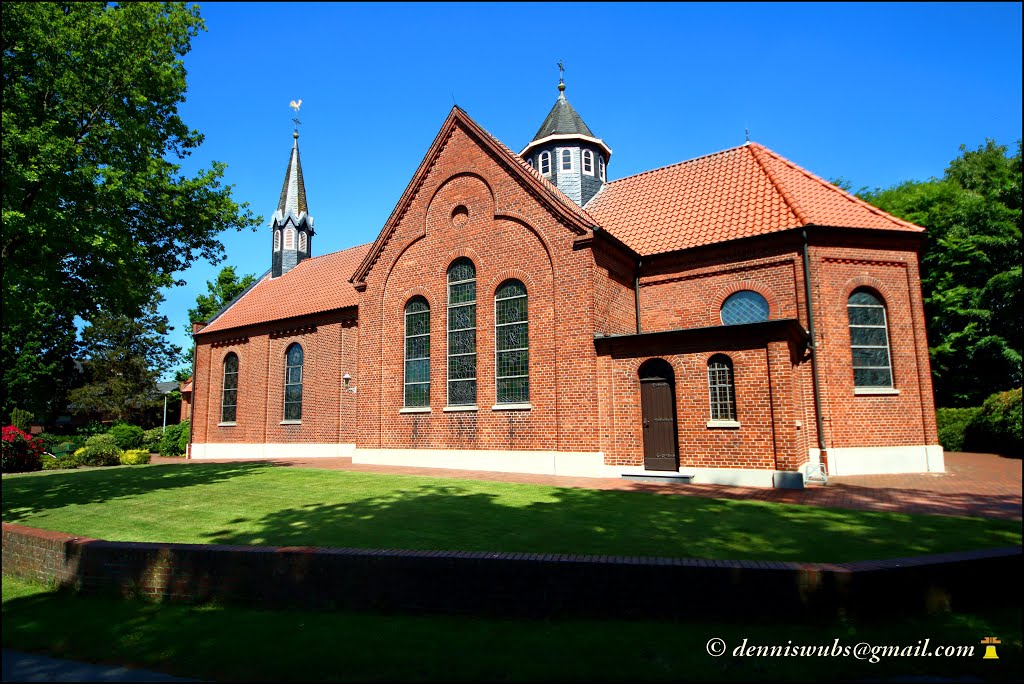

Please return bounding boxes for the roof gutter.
[801,228,828,463]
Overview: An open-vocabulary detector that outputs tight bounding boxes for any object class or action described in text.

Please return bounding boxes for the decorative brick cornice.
[210,336,249,348]
[641,257,795,288]
[821,257,907,268]
[270,324,318,339]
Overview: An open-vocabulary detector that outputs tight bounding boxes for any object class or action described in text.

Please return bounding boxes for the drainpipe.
[801,229,828,472]
[634,259,642,335]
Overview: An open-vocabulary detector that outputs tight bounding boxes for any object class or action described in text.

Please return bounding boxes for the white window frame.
[299,231,307,252]
[599,156,606,181]
[707,355,737,421]
[494,280,529,406]
[273,230,281,252]
[848,291,894,389]
[539,151,551,176]
[582,150,594,176]
[560,148,573,172]
[284,227,295,250]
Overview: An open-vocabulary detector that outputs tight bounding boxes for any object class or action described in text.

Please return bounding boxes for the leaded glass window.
[404,297,430,407]
[495,280,528,404]
[447,259,476,405]
[582,150,594,175]
[721,290,769,325]
[221,353,238,423]
[847,289,893,388]
[707,355,736,421]
[284,343,303,420]
[561,149,572,171]
[539,152,551,176]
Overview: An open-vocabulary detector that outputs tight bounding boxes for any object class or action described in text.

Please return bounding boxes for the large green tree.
[1,2,260,419]
[860,140,1022,407]
[179,265,256,374]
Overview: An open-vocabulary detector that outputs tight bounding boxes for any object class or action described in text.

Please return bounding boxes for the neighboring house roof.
[180,378,193,394]
[199,242,371,335]
[156,381,178,395]
[585,142,923,257]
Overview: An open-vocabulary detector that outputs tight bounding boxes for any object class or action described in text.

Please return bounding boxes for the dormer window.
[582,150,594,176]
[561,149,572,171]
[539,151,551,176]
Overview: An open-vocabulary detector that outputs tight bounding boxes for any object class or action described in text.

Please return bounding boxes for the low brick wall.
[3,522,1019,620]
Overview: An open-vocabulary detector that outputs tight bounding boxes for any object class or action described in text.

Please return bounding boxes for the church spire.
[271,100,314,278]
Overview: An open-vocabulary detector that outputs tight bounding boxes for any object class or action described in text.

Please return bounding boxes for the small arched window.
[299,231,308,252]
[221,352,238,423]
[599,156,606,181]
[582,150,594,175]
[447,259,476,406]
[284,227,296,250]
[284,343,303,420]
[561,148,573,171]
[721,290,770,325]
[539,151,551,176]
[404,297,430,407]
[707,355,736,421]
[495,280,528,404]
[847,289,893,388]
[273,230,281,252]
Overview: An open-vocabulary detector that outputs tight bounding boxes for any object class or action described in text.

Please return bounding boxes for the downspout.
[801,229,828,471]
[634,259,642,334]
[186,331,197,460]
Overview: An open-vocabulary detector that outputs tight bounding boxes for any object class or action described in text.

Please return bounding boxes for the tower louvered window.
[273,230,281,252]
[404,297,430,407]
[299,231,307,252]
[284,228,295,249]
[447,259,476,406]
[495,280,528,404]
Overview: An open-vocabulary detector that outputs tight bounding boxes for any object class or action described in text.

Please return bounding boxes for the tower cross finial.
[557,60,565,92]
[289,99,302,136]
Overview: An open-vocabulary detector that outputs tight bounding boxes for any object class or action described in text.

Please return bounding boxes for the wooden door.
[641,372,678,471]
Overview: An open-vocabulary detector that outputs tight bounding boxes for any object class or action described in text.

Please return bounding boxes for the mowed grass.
[1,462,1019,563]
[4,573,1022,682]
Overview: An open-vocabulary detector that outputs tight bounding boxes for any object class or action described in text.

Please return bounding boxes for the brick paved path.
[153,451,1022,520]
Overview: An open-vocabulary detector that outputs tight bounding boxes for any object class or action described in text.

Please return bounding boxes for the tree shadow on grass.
[1,462,277,524]
[202,482,1021,563]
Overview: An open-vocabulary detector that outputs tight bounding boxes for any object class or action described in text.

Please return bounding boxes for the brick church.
[186,78,943,487]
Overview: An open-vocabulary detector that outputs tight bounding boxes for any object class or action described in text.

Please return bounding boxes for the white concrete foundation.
[190,443,356,459]
[812,444,945,477]
[353,448,609,477]
[615,464,785,488]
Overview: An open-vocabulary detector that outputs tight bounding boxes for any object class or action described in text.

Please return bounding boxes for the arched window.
[273,230,281,252]
[707,355,736,421]
[599,156,606,181]
[221,353,238,423]
[284,227,296,250]
[721,290,770,325]
[404,297,430,407]
[539,151,551,176]
[495,280,528,404]
[284,343,303,420]
[561,148,572,171]
[582,150,594,175]
[527,158,535,169]
[299,231,307,252]
[847,289,893,388]
[447,259,476,406]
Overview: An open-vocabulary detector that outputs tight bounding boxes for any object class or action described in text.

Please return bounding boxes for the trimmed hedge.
[936,408,981,452]
[78,443,122,467]
[41,452,82,470]
[120,449,151,465]
[936,388,1022,456]
[109,423,144,450]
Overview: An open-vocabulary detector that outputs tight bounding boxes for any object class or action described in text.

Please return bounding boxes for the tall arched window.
[447,259,476,406]
[847,289,893,388]
[299,231,307,252]
[284,343,303,420]
[721,290,769,325]
[273,230,281,252]
[495,280,528,404]
[539,151,551,176]
[560,148,572,171]
[221,353,238,423]
[582,150,594,175]
[599,156,606,181]
[404,297,430,407]
[284,227,295,249]
[707,355,736,421]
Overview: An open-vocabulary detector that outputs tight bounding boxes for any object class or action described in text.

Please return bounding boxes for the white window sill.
[706,420,741,429]
[217,422,237,427]
[492,403,532,411]
[443,405,478,412]
[854,387,900,396]
[399,407,431,414]
[279,420,302,425]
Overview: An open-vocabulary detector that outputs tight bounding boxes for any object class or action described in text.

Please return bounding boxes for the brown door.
[640,362,678,471]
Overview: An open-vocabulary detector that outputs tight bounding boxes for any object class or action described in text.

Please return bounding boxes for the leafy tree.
[1,2,260,420]
[177,265,257,375]
[861,140,1022,406]
[67,296,182,423]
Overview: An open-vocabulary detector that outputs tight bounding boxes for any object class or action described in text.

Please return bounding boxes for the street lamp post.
[162,391,170,433]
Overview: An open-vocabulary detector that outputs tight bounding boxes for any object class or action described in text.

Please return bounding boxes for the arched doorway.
[638,359,679,471]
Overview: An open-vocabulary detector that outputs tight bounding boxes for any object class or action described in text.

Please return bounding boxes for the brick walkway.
[154,451,1022,521]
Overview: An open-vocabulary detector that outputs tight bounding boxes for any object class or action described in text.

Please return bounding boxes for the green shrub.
[38,433,86,454]
[41,453,81,470]
[177,420,191,455]
[10,408,33,431]
[109,423,144,450]
[936,407,981,452]
[120,449,151,465]
[77,421,109,437]
[85,433,119,449]
[966,388,1022,457]
[159,422,185,457]
[78,443,122,467]
[141,427,164,452]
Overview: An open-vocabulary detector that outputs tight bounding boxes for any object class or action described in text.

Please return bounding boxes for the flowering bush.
[2,425,44,473]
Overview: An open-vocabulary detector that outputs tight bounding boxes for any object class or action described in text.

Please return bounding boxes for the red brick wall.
[356,123,600,453]
[192,311,359,447]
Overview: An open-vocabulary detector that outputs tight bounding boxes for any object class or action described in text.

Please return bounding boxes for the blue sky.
[161,1,1022,378]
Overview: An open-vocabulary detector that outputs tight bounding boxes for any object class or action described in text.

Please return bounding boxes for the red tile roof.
[585,142,923,256]
[199,243,371,335]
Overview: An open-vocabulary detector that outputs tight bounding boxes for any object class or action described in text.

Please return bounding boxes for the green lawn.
[3,574,1021,682]
[1,462,1019,562]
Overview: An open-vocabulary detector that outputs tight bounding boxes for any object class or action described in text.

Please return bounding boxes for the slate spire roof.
[274,132,310,224]
[520,80,611,160]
